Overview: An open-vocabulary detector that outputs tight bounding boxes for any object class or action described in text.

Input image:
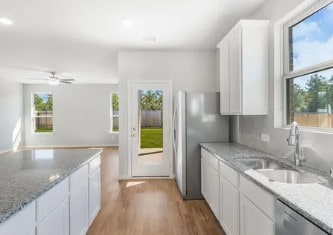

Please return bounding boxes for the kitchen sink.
[236,158,289,170]
[255,169,322,184]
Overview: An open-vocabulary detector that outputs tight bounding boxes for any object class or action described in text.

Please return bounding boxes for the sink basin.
[255,169,322,184]
[236,158,288,170]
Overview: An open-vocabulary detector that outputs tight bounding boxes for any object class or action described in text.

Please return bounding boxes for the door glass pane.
[138,89,163,165]
[289,2,333,71]
[287,68,333,128]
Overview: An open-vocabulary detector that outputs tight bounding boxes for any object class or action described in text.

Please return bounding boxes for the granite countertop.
[0,148,102,225]
[200,142,333,234]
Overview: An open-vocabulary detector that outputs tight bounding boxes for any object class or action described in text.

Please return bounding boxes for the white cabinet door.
[217,20,268,115]
[219,37,230,114]
[228,25,242,114]
[201,158,219,219]
[220,177,239,235]
[208,164,220,219]
[89,167,101,224]
[239,195,274,235]
[70,167,89,235]
[201,158,209,201]
[37,199,69,235]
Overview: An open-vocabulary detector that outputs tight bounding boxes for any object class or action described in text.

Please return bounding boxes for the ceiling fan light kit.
[48,79,60,86]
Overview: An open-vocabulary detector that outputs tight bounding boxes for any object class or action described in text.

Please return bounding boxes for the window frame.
[110,92,119,133]
[282,0,333,131]
[31,92,54,134]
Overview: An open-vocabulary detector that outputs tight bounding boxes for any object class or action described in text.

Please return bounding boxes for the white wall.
[0,80,24,152]
[234,0,333,173]
[118,50,218,177]
[24,84,118,147]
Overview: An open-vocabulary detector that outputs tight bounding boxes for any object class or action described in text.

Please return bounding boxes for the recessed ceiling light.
[122,18,134,27]
[0,18,13,26]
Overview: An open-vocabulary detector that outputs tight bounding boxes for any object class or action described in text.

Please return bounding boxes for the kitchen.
[0,0,333,234]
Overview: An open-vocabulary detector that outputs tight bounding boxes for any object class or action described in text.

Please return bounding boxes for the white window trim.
[274,0,333,134]
[31,92,54,135]
[110,92,119,133]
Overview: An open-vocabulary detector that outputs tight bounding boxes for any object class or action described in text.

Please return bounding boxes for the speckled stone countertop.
[0,148,102,225]
[200,142,333,234]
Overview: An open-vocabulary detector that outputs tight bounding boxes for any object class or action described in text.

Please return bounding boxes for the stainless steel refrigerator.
[173,91,229,200]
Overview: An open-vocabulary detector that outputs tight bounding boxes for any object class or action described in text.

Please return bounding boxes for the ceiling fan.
[29,71,75,85]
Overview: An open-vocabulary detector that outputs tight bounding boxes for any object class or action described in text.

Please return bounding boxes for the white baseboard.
[118,174,131,180]
[0,149,11,155]
[118,175,175,180]
[22,144,119,149]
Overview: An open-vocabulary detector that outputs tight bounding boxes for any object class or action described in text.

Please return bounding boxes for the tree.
[34,93,53,111]
[306,74,330,112]
[112,93,119,112]
[292,83,307,112]
[140,90,163,110]
[289,73,333,114]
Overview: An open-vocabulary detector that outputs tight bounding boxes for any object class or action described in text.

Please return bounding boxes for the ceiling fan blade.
[60,81,72,84]
[59,79,75,82]
[28,78,48,81]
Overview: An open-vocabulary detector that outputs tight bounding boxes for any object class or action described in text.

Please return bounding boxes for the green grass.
[140,128,163,148]
[35,128,53,133]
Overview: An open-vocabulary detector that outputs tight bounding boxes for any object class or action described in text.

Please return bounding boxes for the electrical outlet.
[261,133,270,142]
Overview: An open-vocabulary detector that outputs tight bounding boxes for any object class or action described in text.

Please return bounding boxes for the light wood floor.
[87,148,225,235]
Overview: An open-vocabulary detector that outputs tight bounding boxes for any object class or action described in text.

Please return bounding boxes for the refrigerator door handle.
[173,108,177,155]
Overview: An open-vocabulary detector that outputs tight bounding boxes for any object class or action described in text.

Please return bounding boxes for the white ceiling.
[0,0,266,84]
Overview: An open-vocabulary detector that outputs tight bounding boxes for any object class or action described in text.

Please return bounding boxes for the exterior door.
[129,81,172,177]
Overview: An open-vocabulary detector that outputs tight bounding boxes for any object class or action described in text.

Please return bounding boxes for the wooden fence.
[141,110,162,128]
[294,113,333,128]
[35,111,53,129]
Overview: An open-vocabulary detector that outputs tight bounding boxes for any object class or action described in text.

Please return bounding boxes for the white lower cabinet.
[0,202,35,235]
[240,195,274,235]
[37,198,69,235]
[70,165,89,235]
[201,157,219,218]
[201,148,276,235]
[89,167,101,224]
[219,176,239,235]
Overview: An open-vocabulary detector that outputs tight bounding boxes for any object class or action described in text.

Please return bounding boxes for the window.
[32,93,53,133]
[110,92,119,132]
[284,1,333,129]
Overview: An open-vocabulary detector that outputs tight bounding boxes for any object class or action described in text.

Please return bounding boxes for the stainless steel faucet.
[288,122,305,166]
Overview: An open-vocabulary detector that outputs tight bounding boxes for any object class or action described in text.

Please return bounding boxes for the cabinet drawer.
[70,165,88,191]
[201,148,219,171]
[37,178,69,222]
[89,156,101,175]
[240,175,274,219]
[220,160,239,187]
[0,202,36,235]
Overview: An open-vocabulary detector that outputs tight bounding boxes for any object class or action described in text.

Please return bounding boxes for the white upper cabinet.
[218,20,269,115]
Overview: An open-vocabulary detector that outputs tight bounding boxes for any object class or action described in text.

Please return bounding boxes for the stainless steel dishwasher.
[276,200,328,235]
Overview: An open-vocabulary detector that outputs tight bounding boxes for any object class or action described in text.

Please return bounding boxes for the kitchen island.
[0,148,102,235]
